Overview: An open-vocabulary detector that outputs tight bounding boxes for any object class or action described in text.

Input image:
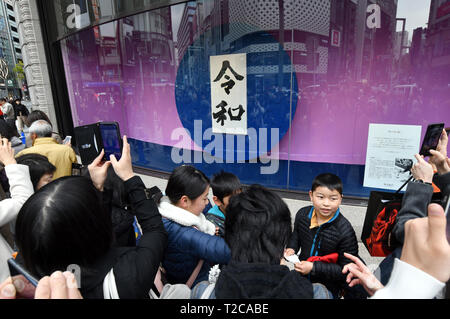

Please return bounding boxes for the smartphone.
[74,123,101,165]
[62,135,72,145]
[419,123,445,157]
[74,122,122,165]
[98,122,122,161]
[7,258,39,287]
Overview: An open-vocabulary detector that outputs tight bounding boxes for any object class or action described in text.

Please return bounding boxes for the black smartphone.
[7,258,39,287]
[419,123,445,157]
[98,122,122,161]
[74,121,122,164]
[74,123,102,165]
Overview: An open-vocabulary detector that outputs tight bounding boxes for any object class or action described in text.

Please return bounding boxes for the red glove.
[307,253,339,264]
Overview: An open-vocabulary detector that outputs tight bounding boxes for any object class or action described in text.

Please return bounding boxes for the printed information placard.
[363,123,422,190]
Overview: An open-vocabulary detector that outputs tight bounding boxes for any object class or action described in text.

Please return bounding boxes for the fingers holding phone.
[110,135,134,182]
[87,149,111,191]
[411,153,434,184]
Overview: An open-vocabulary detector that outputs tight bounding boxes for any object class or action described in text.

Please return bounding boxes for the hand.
[429,129,450,174]
[284,248,295,256]
[294,261,313,275]
[0,138,16,166]
[342,252,384,296]
[400,203,450,283]
[215,227,219,236]
[436,128,448,158]
[110,136,134,182]
[0,275,35,299]
[429,150,450,175]
[411,154,434,184]
[35,271,82,299]
[87,149,111,191]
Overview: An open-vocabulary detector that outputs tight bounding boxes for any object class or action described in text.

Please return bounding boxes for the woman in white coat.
[0,138,34,282]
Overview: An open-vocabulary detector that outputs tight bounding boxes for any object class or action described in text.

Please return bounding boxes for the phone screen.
[63,135,72,145]
[99,123,122,161]
[419,123,445,157]
[7,258,38,298]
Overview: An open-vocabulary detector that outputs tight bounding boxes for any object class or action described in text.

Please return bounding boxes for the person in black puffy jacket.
[286,173,365,298]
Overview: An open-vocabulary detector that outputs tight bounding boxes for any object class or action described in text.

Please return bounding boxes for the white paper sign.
[363,123,422,190]
[210,54,247,135]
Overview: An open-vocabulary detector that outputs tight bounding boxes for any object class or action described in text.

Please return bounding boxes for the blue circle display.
[175,26,298,161]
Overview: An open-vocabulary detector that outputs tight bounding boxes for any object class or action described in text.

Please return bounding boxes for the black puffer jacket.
[288,206,360,297]
[215,261,313,299]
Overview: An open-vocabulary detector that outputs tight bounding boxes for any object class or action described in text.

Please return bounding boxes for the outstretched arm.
[0,138,34,227]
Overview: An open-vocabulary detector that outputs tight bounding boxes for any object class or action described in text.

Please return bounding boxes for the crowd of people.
[0,100,448,299]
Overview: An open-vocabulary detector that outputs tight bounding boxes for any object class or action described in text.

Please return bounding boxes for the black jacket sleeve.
[392,181,433,244]
[311,222,359,283]
[113,176,168,298]
[287,207,309,252]
[433,171,450,196]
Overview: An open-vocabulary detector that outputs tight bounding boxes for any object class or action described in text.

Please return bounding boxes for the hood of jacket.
[215,261,313,299]
[158,196,216,235]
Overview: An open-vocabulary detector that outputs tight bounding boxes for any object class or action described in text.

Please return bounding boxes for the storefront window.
[60,0,450,197]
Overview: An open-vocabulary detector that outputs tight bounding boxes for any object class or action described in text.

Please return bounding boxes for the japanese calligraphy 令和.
[210,54,247,135]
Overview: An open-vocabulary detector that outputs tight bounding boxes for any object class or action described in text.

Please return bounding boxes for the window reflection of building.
[176,0,333,88]
[0,1,23,97]
[425,0,450,87]
[176,0,399,88]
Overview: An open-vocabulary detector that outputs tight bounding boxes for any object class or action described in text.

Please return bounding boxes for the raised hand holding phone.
[87,149,111,191]
[410,153,434,184]
[109,135,134,182]
[419,123,445,157]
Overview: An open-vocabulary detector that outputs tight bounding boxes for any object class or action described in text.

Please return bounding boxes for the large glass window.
[60,0,450,197]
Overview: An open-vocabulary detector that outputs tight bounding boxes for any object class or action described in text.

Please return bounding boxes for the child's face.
[215,189,242,213]
[309,186,342,219]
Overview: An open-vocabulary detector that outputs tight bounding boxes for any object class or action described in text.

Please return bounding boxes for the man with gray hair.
[16,120,77,179]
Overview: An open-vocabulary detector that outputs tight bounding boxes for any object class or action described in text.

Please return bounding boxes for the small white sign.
[210,54,247,135]
[363,123,422,190]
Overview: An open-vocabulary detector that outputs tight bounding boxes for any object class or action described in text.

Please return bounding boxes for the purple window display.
[60,0,449,171]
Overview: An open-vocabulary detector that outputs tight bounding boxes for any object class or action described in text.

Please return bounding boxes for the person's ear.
[179,195,190,209]
[212,195,222,207]
[309,190,313,201]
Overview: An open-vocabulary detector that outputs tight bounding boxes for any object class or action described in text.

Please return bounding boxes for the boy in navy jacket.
[285,173,364,298]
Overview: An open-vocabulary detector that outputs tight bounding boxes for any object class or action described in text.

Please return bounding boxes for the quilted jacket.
[159,199,231,286]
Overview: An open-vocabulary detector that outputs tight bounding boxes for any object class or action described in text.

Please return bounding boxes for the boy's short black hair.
[210,171,241,202]
[311,173,343,195]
